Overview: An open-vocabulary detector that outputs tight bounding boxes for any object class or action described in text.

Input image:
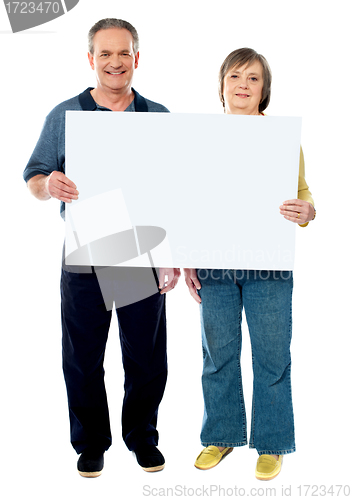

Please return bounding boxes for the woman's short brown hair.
[218,48,272,113]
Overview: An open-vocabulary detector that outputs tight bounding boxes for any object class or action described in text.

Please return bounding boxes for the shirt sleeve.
[23,106,66,183]
[297,146,314,227]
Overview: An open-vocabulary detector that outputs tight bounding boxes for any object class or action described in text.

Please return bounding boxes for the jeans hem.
[254,448,296,455]
[201,441,247,448]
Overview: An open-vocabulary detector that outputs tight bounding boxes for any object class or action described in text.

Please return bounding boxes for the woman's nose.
[239,78,248,88]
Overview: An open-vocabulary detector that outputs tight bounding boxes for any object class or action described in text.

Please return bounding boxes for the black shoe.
[134,445,165,472]
[77,448,104,478]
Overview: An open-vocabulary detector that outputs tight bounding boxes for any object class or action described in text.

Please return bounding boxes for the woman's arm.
[280,147,315,226]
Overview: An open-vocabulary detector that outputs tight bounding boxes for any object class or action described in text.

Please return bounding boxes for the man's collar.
[78,87,148,112]
[78,87,96,110]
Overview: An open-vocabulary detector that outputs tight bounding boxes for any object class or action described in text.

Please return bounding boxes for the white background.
[1,0,351,498]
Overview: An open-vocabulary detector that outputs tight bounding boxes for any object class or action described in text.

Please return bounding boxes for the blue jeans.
[197,269,295,456]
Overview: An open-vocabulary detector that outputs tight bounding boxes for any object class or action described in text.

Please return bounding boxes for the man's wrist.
[43,175,52,199]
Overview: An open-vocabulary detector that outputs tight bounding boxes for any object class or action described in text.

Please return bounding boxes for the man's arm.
[27,172,79,203]
[24,101,79,205]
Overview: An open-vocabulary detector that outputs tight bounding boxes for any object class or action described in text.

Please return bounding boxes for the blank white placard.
[65,112,301,270]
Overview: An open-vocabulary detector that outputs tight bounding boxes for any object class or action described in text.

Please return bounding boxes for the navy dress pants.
[60,267,167,454]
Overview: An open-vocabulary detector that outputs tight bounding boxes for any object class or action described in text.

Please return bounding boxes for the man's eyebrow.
[98,48,132,54]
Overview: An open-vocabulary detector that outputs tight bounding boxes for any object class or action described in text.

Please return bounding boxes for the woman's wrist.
[309,203,316,221]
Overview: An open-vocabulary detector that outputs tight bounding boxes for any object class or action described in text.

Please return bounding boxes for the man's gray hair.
[88,18,139,55]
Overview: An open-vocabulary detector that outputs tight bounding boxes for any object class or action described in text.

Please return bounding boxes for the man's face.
[88,28,139,95]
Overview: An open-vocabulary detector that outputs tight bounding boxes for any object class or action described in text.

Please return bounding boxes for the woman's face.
[223,60,264,115]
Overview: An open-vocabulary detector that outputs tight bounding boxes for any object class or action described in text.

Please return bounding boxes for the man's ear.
[134,51,140,69]
[88,51,94,70]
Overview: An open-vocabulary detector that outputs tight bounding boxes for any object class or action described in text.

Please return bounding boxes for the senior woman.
[184,48,315,481]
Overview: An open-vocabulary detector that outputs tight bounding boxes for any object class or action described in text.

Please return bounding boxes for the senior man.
[23,18,180,477]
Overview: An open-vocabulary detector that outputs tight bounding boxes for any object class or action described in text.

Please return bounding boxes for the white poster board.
[65,112,301,270]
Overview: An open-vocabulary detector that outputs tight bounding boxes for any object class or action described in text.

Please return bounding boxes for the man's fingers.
[60,174,77,189]
[160,280,175,294]
[159,269,180,294]
[158,269,168,289]
[46,172,79,201]
[57,180,79,194]
[49,185,79,202]
[49,170,77,187]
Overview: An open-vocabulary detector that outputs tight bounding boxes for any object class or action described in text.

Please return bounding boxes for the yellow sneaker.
[255,454,283,480]
[194,446,233,470]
